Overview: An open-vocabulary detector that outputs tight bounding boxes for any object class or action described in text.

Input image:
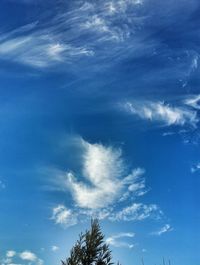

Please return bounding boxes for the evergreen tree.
[61,219,119,265]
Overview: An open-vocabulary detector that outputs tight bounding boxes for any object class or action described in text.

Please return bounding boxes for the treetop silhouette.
[62,219,119,265]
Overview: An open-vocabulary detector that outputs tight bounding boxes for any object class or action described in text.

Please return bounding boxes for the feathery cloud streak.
[0,0,145,69]
[151,224,173,236]
[106,232,135,248]
[184,95,200,110]
[124,100,198,128]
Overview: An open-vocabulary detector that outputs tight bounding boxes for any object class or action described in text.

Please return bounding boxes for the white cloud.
[124,101,198,127]
[79,0,145,42]
[120,168,147,201]
[184,95,200,110]
[152,224,173,236]
[0,33,93,68]
[83,16,108,32]
[51,204,77,227]
[0,179,6,189]
[105,0,143,15]
[111,203,161,221]
[78,208,113,221]
[106,232,135,248]
[21,251,43,265]
[47,43,66,61]
[81,15,123,42]
[187,53,199,75]
[191,162,200,173]
[6,251,16,258]
[66,139,147,209]
[191,55,199,70]
[67,139,124,209]
[1,258,11,265]
[0,0,146,69]
[162,131,175,136]
[1,250,43,265]
[51,246,59,252]
[19,251,37,261]
[50,137,162,227]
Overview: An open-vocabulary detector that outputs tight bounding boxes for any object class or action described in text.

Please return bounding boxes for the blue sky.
[0,0,199,265]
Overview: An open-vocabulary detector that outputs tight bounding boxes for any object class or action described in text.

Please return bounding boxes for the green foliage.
[61,219,115,265]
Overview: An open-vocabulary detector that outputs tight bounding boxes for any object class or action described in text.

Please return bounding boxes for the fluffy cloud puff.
[1,250,43,265]
[51,205,77,228]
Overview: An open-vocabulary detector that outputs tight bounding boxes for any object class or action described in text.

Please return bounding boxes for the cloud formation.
[51,137,161,227]
[51,205,77,228]
[6,251,16,258]
[0,0,145,69]
[191,162,200,173]
[0,27,93,68]
[0,179,6,190]
[120,168,147,201]
[67,139,125,209]
[111,203,161,221]
[19,251,37,261]
[106,232,135,248]
[184,95,200,110]
[124,101,198,127]
[152,224,173,236]
[51,246,59,252]
[1,250,43,265]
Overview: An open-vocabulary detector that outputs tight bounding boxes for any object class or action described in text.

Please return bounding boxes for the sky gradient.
[0,1,200,265]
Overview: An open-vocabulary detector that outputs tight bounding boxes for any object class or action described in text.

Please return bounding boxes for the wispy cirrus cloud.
[120,168,147,201]
[110,203,162,221]
[106,232,135,249]
[0,27,93,68]
[77,0,145,42]
[184,95,200,110]
[0,0,146,69]
[151,224,173,236]
[124,100,198,128]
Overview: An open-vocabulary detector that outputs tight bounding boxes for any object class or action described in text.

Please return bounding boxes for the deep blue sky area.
[0,1,200,265]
